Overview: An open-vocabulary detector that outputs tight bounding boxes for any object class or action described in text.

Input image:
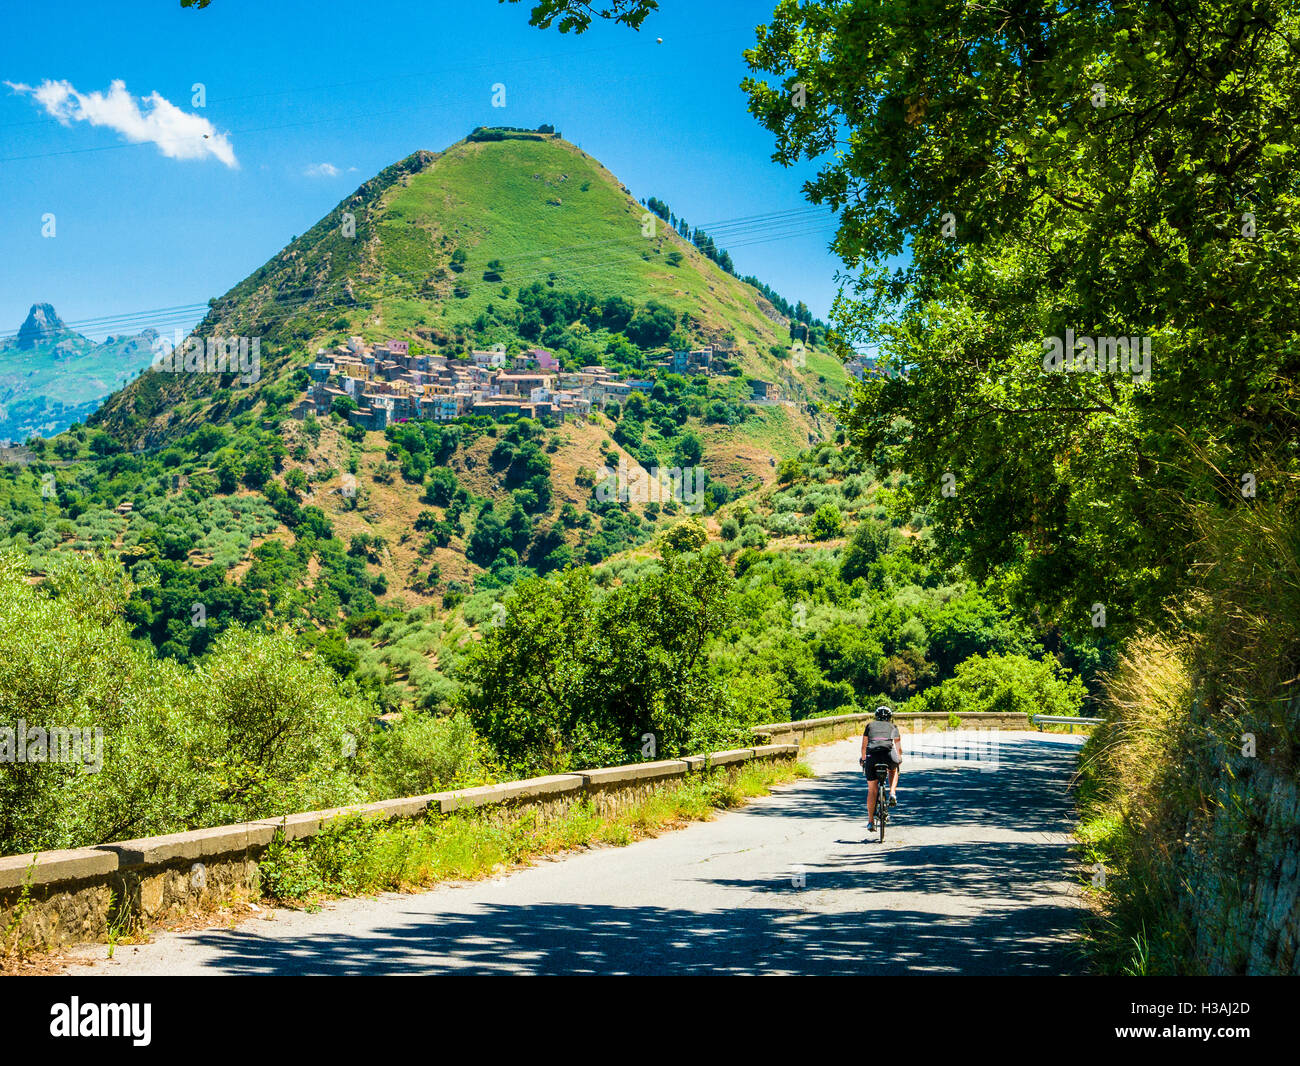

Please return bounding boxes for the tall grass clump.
[1078,465,1300,974]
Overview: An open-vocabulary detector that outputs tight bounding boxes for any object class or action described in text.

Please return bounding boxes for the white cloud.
[303,162,341,178]
[6,78,237,167]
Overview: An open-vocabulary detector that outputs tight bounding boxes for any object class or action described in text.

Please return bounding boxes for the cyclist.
[860,705,902,832]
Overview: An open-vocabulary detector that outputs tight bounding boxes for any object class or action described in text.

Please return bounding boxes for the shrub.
[0,552,375,853]
[364,712,487,798]
[905,653,1085,719]
[807,504,844,541]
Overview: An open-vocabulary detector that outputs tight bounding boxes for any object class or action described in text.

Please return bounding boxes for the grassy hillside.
[12,131,847,619]
[90,134,843,450]
[378,138,803,356]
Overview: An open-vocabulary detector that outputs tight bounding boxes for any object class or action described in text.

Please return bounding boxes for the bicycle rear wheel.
[878,775,888,842]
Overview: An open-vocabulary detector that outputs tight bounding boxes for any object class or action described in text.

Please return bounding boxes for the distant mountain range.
[0,304,157,444]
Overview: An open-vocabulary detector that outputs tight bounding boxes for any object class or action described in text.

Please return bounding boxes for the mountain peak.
[17,303,69,349]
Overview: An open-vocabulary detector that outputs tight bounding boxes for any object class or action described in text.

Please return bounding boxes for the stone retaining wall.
[752,711,1034,747]
[1189,761,1300,973]
[0,743,798,954]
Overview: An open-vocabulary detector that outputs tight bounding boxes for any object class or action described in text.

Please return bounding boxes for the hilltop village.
[293,337,761,429]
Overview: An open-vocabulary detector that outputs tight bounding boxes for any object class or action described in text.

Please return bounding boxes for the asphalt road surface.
[67,731,1088,975]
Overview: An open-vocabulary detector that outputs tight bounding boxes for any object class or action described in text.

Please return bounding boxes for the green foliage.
[904,653,1086,720]
[504,0,660,35]
[0,552,373,854]
[746,0,1300,637]
[807,504,843,541]
[363,711,488,798]
[659,517,709,555]
[624,300,677,348]
[459,549,735,774]
[840,519,896,581]
[424,466,459,506]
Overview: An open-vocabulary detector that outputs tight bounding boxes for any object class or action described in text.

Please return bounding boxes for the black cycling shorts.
[865,749,897,779]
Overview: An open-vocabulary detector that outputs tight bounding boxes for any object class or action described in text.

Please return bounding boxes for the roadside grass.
[0,855,38,963]
[258,760,813,907]
[1071,634,1203,975]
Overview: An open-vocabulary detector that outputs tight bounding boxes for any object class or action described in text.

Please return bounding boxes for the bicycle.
[861,757,893,842]
[873,761,892,841]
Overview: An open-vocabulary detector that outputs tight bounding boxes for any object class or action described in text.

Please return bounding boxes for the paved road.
[68,731,1088,975]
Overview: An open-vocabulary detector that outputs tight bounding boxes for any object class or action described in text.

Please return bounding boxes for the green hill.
[4,131,848,623]
[91,133,845,454]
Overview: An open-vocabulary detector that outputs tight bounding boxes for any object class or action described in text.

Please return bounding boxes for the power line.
[17,204,831,336]
[0,19,754,135]
[0,23,755,163]
[2,205,836,340]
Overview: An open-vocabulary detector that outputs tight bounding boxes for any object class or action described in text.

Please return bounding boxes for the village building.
[292,339,750,428]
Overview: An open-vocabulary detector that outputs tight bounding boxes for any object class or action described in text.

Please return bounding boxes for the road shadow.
[165,736,1088,976]
[172,896,1086,975]
[764,735,1081,832]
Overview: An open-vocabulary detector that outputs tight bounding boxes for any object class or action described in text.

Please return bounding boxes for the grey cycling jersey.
[864,720,900,750]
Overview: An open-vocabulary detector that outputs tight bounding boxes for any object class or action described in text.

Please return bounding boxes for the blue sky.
[0,0,844,342]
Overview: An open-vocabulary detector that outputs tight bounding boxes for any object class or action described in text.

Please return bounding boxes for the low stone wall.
[752,711,1033,747]
[0,743,798,955]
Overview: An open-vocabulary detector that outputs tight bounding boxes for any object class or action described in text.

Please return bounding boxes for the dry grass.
[1076,463,1300,973]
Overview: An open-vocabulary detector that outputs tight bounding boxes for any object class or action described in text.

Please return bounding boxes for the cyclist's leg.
[889,764,900,793]
[866,775,878,823]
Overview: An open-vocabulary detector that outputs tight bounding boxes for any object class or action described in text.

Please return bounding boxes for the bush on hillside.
[903,652,1085,720]
[0,552,375,854]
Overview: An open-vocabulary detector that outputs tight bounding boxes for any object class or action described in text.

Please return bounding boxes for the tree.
[0,551,371,854]
[424,466,459,506]
[600,295,635,333]
[459,548,733,775]
[625,300,676,348]
[283,467,309,499]
[906,653,1086,721]
[660,517,708,555]
[839,519,894,582]
[214,452,241,493]
[672,430,703,467]
[498,0,659,33]
[743,0,1300,638]
[807,504,843,541]
[467,507,508,568]
[52,435,80,460]
[241,450,273,489]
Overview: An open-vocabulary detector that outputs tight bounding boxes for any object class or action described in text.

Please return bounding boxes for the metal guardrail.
[1031,714,1104,733]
